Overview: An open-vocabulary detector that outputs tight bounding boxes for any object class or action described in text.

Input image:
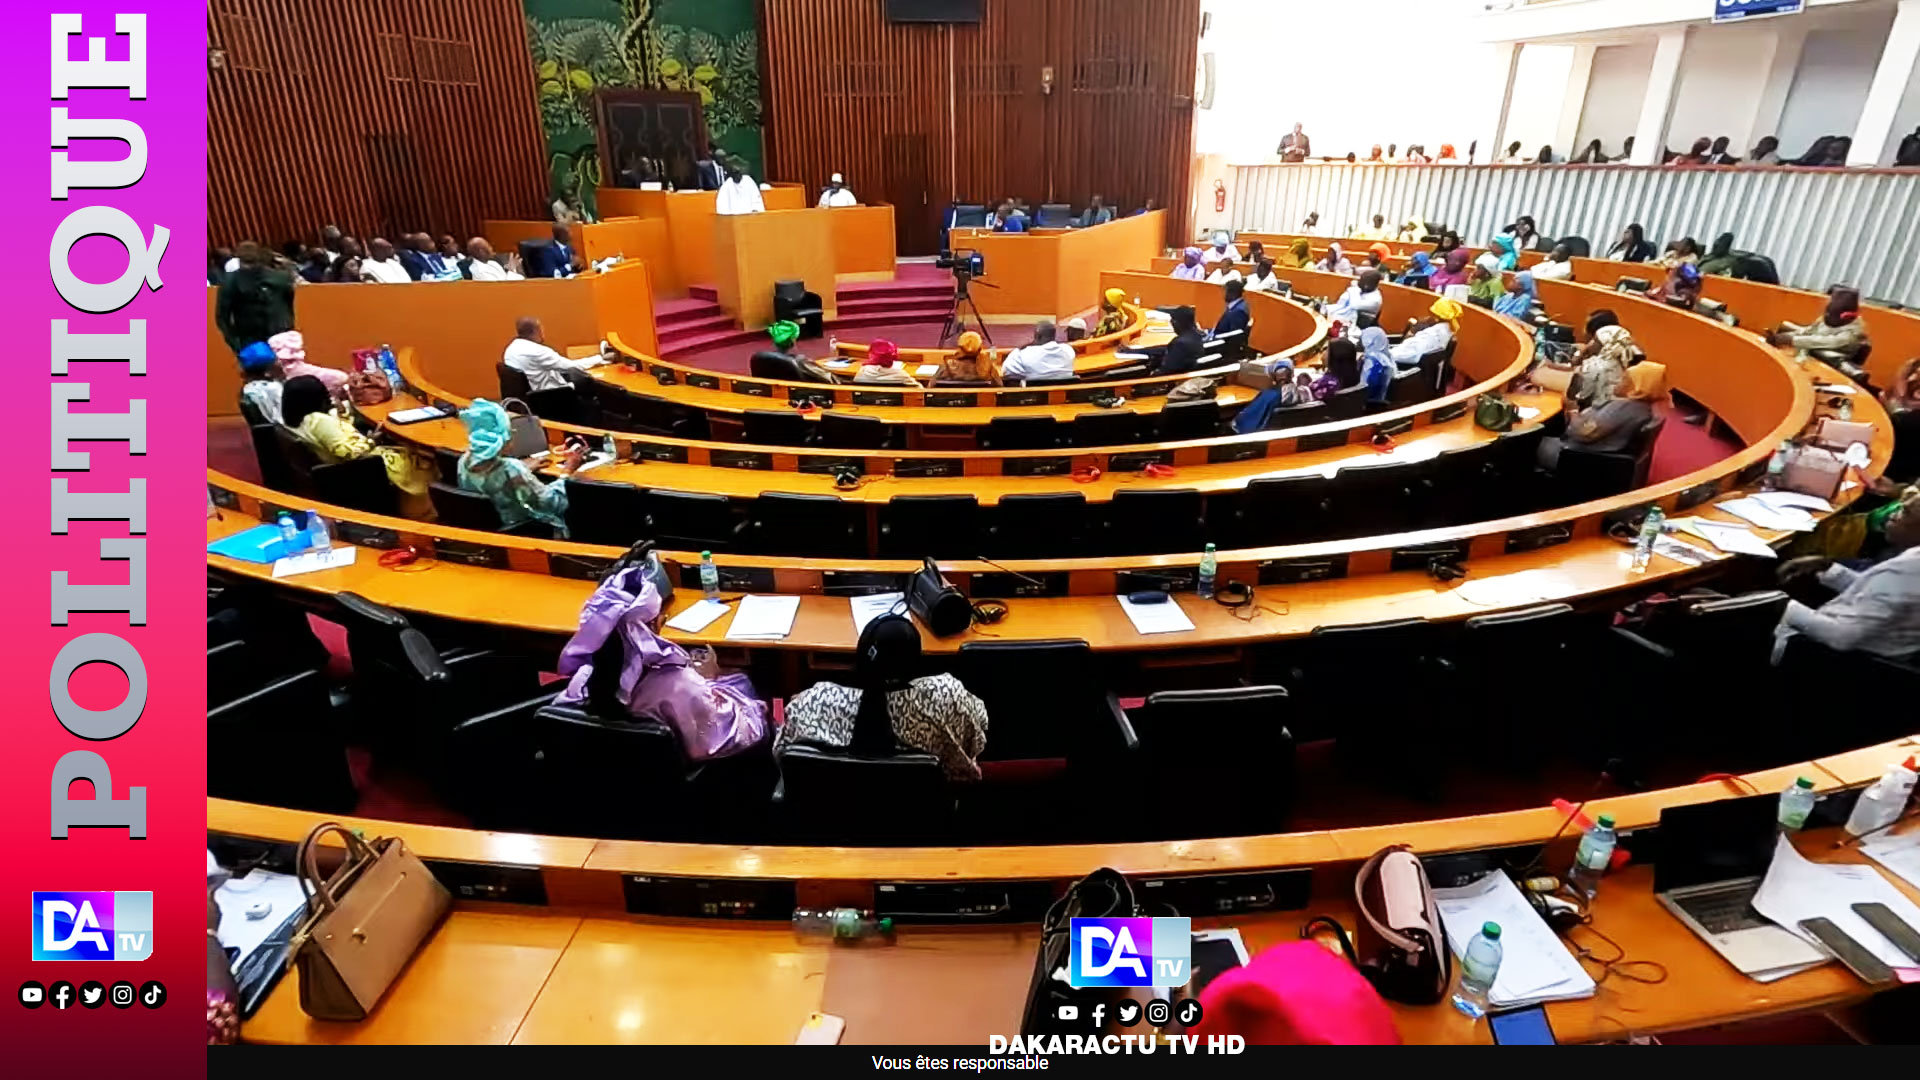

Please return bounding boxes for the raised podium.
[711,208,842,330]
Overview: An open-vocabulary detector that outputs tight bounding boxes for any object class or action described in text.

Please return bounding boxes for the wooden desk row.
[214,734,1920,1044]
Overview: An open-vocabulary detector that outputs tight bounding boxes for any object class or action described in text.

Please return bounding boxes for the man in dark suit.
[395,233,431,281]
[694,148,727,191]
[526,223,578,279]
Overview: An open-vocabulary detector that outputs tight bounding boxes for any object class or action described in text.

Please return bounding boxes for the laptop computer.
[1654,794,1826,979]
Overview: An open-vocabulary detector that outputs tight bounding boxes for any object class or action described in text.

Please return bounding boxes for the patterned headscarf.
[459,398,512,463]
[768,320,801,349]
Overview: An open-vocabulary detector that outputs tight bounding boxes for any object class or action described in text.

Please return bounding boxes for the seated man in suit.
[1208,279,1252,358]
[527,223,579,279]
[395,233,429,281]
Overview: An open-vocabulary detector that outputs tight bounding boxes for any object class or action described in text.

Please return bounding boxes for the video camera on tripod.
[934,248,996,345]
[935,248,986,279]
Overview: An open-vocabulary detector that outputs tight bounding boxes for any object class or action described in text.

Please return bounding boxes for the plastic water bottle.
[1764,440,1793,490]
[1632,506,1665,572]
[1569,813,1618,900]
[1451,922,1502,1019]
[1778,776,1817,830]
[378,343,405,392]
[699,551,720,601]
[793,907,892,942]
[276,513,301,546]
[307,512,332,553]
[1837,397,1854,422]
[1197,543,1218,599]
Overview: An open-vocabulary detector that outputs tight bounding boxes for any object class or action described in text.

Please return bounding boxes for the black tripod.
[939,270,997,347]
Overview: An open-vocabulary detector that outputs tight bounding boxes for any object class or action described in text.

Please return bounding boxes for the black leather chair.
[644,489,748,552]
[1156,399,1223,440]
[1330,458,1438,536]
[956,639,1136,767]
[1262,399,1326,431]
[979,416,1062,450]
[630,393,711,440]
[585,377,637,428]
[1429,440,1498,521]
[1418,341,1455,393]
[1321,383,1370,422]
[271,426,321,495]
[532,702,696,839]
[311,454,398,517]
[1556,415,1665,501]
[819,411,891,450]
[496,362,533,400]
[1386,366,1429,408]
[429,481,503,531]
[1099,364,1149,381]
[879,495,980,558]
[1609,590,1790,755]
[563,477,649,546]
[1128,687,1295,837]
[1071,410,1147,447]
[1559,236,1592,257]
[1776,636,1920,755]
[774,745,954,845]
[1485,424,1547,517]
[1035,203,1074,228]
[208,668,354,812]
[748,492,864,557]
[1264,618,1443,746]
[1103,489,1206,556]
[774,280,824,339]
[987,492,1086,558]
[238,397,298,492]
[1888,408,1920,483]
[742,408,813,447]
[1233,474,1335,547]
[1445,604,1582,767]
[751,351,834,383]
[950,204,989,229]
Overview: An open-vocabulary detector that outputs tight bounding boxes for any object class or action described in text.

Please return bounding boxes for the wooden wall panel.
[207,0,550,248]
[761,0,1199,255]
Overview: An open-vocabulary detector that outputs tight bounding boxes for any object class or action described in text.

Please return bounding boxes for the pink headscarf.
[866,339,900,366]
[266,330,350,396]
[1190,942,1401,1045]
[268,330,306,364]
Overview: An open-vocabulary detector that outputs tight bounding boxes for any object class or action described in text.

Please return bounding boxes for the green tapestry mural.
[524,0,764,217]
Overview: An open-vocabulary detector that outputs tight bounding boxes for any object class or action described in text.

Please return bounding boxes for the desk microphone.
[974,556,1046,588]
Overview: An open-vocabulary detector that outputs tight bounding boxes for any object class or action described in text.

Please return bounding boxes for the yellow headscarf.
[1429,296,1462,331]
[1103,287,1126,310]
[955,331,983,357]
[1622,361,1668,401]
[1285,238,1311,268]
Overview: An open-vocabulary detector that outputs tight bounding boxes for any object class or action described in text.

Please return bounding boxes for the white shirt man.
[361,256,411,284]
[717,172,766,215]
[503,332,601,392]
[1388,321,1454,367]
[467,258,523,282]
[1327,283,1383,324]
[1000,333,1077,382]
[818,173,857,208]
[1775,545,1920,663]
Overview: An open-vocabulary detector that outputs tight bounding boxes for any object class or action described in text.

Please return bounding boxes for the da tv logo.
[1068,917,1190,987]
[32,892,153,961]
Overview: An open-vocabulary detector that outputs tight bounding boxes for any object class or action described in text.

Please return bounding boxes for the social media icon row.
[18,980,164,1010]
[1056,997,1201,1027]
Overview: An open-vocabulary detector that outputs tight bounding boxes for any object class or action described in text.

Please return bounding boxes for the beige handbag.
[289,822,450,1021]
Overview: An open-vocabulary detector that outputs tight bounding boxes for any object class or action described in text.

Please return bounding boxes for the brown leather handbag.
[288,822,450,1021]
[347,368,392,406]
[1303,844,1452,1005]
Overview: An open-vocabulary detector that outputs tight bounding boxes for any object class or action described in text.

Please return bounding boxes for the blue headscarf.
[1360,327,1395,403]
[1493,271,1537,319]
[459,398,512,463]
[1231,359,1300,434]
[1402,252,1433,287]
[238,341,277,375]
[1491,233,1520,270]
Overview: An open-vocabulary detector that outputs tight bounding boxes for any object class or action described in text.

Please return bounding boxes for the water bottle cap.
[1481,921,1501,939]
[701,550,713,559]
[1204,543,1216,552]
[878,917,894,934]
[1795,776,1814,788]
[1595,814,1615,828]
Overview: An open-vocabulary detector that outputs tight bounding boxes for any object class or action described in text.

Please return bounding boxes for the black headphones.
[971,600,1008,625]
[1213,581,1254,609]
[832,467,862,491]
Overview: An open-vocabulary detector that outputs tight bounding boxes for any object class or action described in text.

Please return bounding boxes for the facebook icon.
[31,892,153,961]
[1068,916,1191,987]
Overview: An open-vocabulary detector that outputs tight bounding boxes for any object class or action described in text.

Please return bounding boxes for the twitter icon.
[80,980,106,1009]
[1114,1000,1142,1027]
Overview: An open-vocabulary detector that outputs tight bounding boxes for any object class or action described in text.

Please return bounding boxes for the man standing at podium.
[818,172,857,207]
[716,153,766,215]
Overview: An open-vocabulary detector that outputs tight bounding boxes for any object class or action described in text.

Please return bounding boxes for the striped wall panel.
[207,0,550,248]
[1225,164,1920,308]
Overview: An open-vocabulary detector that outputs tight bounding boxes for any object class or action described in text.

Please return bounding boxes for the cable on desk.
[1565,918,1669,988]
[1695,772,1762,795]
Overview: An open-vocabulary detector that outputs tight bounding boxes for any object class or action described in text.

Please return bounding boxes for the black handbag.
[906,557,972,637]
[1021,868,1141,1035]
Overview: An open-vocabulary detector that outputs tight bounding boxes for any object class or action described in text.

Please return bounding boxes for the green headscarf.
[460,398,511,463]
[769,320,801,350]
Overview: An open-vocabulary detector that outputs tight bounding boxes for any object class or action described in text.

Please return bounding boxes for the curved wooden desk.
[212,733,1920,1044]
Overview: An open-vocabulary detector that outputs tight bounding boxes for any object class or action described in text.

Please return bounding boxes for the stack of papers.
[849,592,906,633]
[664,599,730,633]
[1650,534,1723,567]
[1715,497,1818,532]
[725,595,801,640]
[1862,831,1920,893]
[272,547,356,579]
[1749,491,1834,515]
[1754,835,1920,971]
[1433,873,1596,1007]
[914,364,941,379]
[1673,517,1777,558]
[1118,594,1195,635]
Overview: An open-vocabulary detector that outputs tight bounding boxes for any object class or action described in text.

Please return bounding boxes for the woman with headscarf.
[1398,251,1434,289]
[1202,231,1239,267]
[1489,232,1521,270]
[236,342,285,424]
[1467,258,1504,308]
[1493,271,1538,323]
[457,398,577,534]
[1364,242,1394,276]
[555,555,769,763]
[932,331,1001,386]
[281,375,435,510]
[1435,144,1460,164]
[1328,270,1385,325]
[1698,233,1739,276]
[1772,288,1870,359]
[781,611,989,780]
[1560,316,1635,409]
[765,320,842,383]
[1245,257,1282,294]
[267,330,349,399]
[1316,242,1354,275]
[854,338,921,386]
[1359,327,1396,404]
[1606,224,1656,263]
[1095,288,1130,336]
[1309,338,1363,400]
[1151,306,1207,376]
[1390,297,1462,367]
[1280,238,1313,270]
[1653,261,1703,308]
[1427,248,1471,293]
[1539,362,1667,470]
[1231,358,1309,433]
[1170,246,1207,280]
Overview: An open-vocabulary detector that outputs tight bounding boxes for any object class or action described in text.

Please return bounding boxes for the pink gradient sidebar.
[0,3,207,1070]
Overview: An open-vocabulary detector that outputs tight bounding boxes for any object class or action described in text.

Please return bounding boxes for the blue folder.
[207,523,308,564]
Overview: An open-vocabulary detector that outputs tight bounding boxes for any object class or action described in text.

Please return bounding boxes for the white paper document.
[726,594,801,640]
[1674,517,1778,559]
[1451,567,1571,607]
[1433,873,1596,1007]
[1862,829,1920,894]
[664,599,731,634]
[1118,594,1196,635]
[214,870,308,969]
[914,364,941,379]
[1651,534,1722,567]
[849,592,906,634]
[271,547,356,578]
[1516,406,1542,420]
[1814,383,1858,395]
[1750,491,1834,514]
[1715,497,1818,533]
[1753,835,1920,970]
